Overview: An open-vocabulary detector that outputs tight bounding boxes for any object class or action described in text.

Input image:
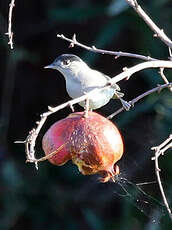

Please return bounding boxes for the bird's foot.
[119,98,131,111]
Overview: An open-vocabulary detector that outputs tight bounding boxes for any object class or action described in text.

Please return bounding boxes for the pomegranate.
[42,112,124,182]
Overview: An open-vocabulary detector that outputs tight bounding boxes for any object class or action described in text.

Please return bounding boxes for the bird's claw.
[120,99,131,111]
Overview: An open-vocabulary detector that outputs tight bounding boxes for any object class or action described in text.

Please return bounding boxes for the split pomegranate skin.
[42,112,124,182]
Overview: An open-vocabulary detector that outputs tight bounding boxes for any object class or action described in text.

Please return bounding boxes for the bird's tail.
[111,83,124,99]
[112,91,124,99]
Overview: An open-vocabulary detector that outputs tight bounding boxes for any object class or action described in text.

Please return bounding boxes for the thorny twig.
[126,0,172,48]
[151,135,172,220]
[6,0,15,49]
[57,34,172,88]
[159,68,172,93]
[107,82,172,119]
[57,34,157,62]
[109,60,172,84]
[169,47,172,61]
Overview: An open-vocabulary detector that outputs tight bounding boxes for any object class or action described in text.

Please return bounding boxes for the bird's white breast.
[63,62,115,109]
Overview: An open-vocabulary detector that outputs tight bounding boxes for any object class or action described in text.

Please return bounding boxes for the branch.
[57,34,172,87]
[25,142,67,164]
[151,135,172,221]
[159,68,172,93]
[126,0,172,48]
[109,60,172,84]
[17,59,172,168]
[6,0,15,49]
[107,82,172,119]
[57,34,157,61]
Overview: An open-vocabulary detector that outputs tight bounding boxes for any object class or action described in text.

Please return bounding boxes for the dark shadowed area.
[0,0,172,229]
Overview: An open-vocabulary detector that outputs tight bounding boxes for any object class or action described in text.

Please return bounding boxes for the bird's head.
[44,54,88,78]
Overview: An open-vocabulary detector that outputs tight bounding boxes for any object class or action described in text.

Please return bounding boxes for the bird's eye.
[62,59,70,66]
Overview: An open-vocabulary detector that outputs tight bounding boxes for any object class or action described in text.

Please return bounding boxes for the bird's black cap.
[54,54,82,63]
[44,54,82,69]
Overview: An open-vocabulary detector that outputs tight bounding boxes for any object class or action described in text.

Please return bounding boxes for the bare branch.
[6,0,15,49]
[57,34,157,61]
[126,0,172,48]
[169,47,172,60]
[107,82,172,119]
[26,143,67,164]
[151,135,172,220]
[159,68,172,93]
[109,60,172,84]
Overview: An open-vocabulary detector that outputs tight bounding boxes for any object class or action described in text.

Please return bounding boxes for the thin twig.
[57,34,157,61]
[169,47,172,61]
[151,135,172,220]
[26,142,67,163]
[107,82,172,119]
[159,68,172,93]
[6,0,15,49]
[58,34,172,83]
[109,60,172,84]
[126,0,172,48]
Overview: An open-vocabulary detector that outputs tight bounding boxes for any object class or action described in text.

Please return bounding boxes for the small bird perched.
[44,54,124,110]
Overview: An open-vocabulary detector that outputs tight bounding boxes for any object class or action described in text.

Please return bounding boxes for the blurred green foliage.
[0,0,172,229]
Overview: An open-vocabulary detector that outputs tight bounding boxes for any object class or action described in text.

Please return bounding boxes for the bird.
[44,54,124,110]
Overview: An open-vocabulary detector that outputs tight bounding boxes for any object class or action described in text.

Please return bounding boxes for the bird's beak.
[44,63,56,69]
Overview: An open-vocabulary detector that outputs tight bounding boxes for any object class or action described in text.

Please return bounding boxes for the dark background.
[0,0,172,229]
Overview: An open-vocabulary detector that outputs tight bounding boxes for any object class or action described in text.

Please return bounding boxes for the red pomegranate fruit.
[42,112,124,182]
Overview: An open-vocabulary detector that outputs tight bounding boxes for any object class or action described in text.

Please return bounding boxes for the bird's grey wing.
[102,74,124,98]
[103,73,121,92]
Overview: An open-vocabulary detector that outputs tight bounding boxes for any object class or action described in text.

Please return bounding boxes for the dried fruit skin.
[42,112,124,182]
